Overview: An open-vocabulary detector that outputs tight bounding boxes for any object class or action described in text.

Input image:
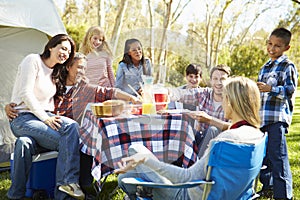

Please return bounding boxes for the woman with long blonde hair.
[116,76,264,199]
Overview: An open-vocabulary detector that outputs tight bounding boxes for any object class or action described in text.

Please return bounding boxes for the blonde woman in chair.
[115,76,264,200]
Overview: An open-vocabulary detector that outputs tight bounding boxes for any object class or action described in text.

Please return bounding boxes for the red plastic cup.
[154,93,168,103]
[154,93,168,111]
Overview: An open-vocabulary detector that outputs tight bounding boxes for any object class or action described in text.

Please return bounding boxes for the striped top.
[86,51,115,87]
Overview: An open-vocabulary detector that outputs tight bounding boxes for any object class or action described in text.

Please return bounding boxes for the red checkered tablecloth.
[79,110,198,179]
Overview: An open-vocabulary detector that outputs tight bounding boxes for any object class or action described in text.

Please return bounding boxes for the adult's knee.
[128,144,157,161]
[60,117,80,138]
[206,126,221,138]
[118,173,125,184]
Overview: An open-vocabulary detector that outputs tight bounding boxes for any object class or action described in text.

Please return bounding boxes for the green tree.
[65,24,87,50]
[81,0,98,25]
[185,0,276,72]
[278,1,300,84]
[165,55,190,87]
[222,43,268,79]
[62,0,80,25]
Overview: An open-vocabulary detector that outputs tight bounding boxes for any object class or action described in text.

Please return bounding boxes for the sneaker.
[59,183,85,200]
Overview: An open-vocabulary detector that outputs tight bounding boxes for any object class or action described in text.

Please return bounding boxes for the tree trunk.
[110,0,128,55]
[213,0,233,66]
[156,0,172,83]
[98,0,105,27]
[204,2,211,69]
[147,0,154,66]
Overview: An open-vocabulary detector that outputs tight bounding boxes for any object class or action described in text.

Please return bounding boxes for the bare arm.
[189,111,231,131]
[113,88,142,104]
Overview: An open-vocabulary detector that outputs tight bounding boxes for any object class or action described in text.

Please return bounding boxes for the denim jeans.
[196,126,221,158]
[118,145,189,200]
[259,122,293,199]
[7,112,80,199]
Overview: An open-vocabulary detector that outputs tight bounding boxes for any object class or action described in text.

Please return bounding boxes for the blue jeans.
[7,112,80,199]
[196,126,221,158]
[118,145,189,200]
[259,122,293,199]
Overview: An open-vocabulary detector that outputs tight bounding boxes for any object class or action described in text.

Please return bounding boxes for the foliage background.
[56,0,300,86]
[0,1,300,199]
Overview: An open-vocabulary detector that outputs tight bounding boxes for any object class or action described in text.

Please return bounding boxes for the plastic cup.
[154,93,168,103]
[142,103,156,114]
[154,93,168,111]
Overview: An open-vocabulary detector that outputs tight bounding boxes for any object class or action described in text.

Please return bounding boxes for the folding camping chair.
[121,133,268,200]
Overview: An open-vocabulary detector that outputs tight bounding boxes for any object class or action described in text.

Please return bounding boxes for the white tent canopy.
[0,0,66,162]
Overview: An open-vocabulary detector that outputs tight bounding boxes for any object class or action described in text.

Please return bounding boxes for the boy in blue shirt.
[257,27,297,200]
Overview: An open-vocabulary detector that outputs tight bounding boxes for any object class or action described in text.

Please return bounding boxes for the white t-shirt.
[11,54,56,121]
[213,100,222,112]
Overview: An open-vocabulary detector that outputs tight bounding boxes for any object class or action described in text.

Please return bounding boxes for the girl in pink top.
[79,26,115,87]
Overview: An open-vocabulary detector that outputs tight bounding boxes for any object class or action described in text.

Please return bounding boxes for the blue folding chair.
[121,133,268,200]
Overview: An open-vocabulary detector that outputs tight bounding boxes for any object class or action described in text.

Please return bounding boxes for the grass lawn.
[1,88,300,200]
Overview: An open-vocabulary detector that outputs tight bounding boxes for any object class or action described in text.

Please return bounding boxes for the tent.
[0,0,67,164]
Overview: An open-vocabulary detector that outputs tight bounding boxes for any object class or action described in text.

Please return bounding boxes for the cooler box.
[10,151,58,198]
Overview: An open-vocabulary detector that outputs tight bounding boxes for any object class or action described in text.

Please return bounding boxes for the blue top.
[258,54,298,127]
[115,59,152,96]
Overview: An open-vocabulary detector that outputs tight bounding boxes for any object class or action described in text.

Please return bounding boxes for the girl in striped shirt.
[79,26,115,87]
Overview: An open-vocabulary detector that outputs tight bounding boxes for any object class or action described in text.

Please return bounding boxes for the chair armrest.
[121,177,214,189]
